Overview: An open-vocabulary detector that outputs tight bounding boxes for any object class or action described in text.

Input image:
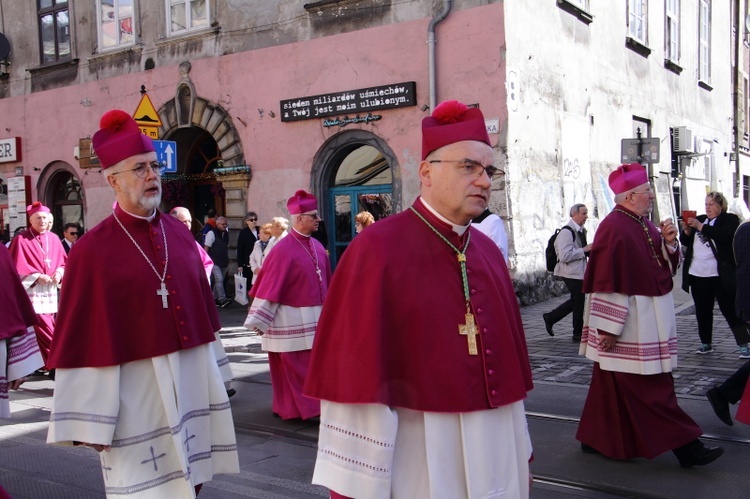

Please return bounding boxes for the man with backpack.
[543,203,591,341]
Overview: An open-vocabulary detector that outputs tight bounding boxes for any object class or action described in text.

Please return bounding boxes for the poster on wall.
[7,175,30,233]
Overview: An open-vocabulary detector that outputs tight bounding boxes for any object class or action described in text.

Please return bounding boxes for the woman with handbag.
[680,191,750,358]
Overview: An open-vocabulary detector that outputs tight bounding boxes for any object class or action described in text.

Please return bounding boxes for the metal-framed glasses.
[300,213,322,220]
[110,161,164,178]
[428,159,503,180]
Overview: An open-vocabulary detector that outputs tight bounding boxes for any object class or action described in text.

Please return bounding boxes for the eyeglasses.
[301,213,321,220]
[247,218,257,222]
[631,188,653,196]
[68,232,79,236]
[110,161,164,179]
[428,159,503,180]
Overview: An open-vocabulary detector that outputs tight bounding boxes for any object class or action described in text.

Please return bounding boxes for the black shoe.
[677,445,724,468]
[543,313,554,336]
[226,388,236,398]
[581,443,600,454]
[219,298,232,308]
[572,335,582,343]
[706,386,733,426]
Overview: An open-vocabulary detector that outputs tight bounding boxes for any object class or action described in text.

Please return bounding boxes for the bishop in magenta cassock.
[0,243,44,419]
[9,202,66,367]
[244,189,330,420]
[576,163,723,468]
[303,101,534,498]
[46,110,239,498]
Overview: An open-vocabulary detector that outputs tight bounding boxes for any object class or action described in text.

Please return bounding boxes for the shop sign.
[0,137,21,163]
[281,81,417,122]
[323,114,382,128]
[7,175,30,233]
[78,138,100,169]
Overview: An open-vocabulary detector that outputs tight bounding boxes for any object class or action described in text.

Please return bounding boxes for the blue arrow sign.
[153,140,177,173]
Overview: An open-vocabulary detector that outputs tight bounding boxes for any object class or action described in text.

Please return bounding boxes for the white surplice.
[244,298,319,352]
[48,343,239,498]
[313,401,532,499]
[0,327,44,419]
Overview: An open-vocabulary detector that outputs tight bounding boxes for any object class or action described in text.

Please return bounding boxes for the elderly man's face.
[174,212,192,230]
[107,152,162,216]
[420,140,493,225]
[572,207,588,226]
[628,183,654,216]
[216,217,228,230]
[271,222,283,237]
[29,212,51,233]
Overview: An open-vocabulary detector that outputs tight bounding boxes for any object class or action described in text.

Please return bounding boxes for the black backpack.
[545,226,574,272]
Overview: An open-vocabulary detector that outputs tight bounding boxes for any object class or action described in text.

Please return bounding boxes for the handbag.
[234,272,249,305]
[707,240,737,293]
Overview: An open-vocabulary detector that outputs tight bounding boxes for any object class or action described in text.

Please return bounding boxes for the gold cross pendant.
[458,312,479,355]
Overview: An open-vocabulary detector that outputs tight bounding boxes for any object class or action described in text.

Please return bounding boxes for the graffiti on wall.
[561,114,593,211]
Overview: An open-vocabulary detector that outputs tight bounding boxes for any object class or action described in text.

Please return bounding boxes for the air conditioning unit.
[673,126,694,154]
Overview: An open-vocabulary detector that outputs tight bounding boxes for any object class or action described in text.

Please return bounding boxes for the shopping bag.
[234,272,249,305]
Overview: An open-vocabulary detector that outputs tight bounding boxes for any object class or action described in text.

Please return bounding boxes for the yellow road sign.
[133,93,163,127]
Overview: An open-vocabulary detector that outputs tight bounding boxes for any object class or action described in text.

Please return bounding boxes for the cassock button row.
[483,328,488,334]
[152,231,158,236]
[166,275,172,280]
[171,290,177,295]
[156,245,162,250]
[485,349,492,355]
[488,369,494,375]
[182,336,188,341]
[180,321,185,326]
[470,289,477,295]
[476,308,483,314]
[176,305,182,311]
[491,390,497,396]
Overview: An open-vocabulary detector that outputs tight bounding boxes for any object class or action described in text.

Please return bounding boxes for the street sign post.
[620,137,660,164]
[153,140,177,173]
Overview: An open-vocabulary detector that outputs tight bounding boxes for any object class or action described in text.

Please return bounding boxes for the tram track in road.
[527,411,750,448]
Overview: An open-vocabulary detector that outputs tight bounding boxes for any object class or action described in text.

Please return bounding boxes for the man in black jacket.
[205,216,231,307]
[706,219,750,425]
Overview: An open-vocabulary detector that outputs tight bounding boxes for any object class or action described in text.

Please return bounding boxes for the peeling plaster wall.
[503,2,733,304]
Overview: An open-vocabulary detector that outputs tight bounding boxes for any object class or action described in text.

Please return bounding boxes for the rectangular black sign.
[280,81,417,122]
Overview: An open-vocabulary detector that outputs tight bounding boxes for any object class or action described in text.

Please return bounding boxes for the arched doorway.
[313,131,400,268]
[43,167,83,237]
[160,126,224,238]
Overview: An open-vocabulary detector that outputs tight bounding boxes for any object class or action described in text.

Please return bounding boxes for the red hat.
[609,163,648,195]
[421,100,491,160]
[287,190,318,214]
[92,110,155,169]
[26,201,50,217]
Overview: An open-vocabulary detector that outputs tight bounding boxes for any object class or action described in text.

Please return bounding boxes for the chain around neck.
[112,210,169,282]
[409,206,472,304]
[614,208,662,267]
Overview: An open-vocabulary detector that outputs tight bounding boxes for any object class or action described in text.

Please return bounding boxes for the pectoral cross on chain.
[315,267,322,282]
[44,257,52,269]
[458,312,479,355]
[156,281,169,309]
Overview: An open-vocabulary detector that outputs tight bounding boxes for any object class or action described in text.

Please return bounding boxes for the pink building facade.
[0,3,507,270]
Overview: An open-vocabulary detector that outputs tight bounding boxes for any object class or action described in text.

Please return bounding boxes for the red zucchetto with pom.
[26,201,51,216]
[421,100,491,160]
[92,109,155,169]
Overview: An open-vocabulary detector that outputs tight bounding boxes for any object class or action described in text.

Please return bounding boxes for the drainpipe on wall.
[428,0,452,111]
[733,1,742,198]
